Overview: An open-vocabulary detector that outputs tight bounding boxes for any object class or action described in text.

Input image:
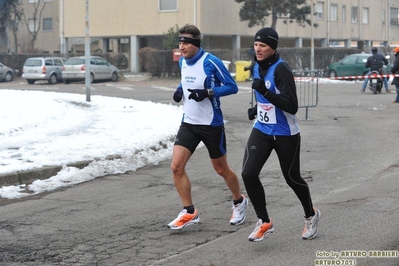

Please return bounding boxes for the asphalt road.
[0,77,398,266]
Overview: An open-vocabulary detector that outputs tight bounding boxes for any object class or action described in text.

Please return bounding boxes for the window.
[28,18,38,32]
[357,55,368,64]
[342,56,356,65]
[342,5,346,22]
[43,18,53,31]
[25,59,42,67]
[390,7,399,26]
[45,59,53,66]
[28,0,38,3]
[363,8,369,24]
[351,6,358,22]
[159,0,177,11]
[316,2,324,19]
[331,4,338,21]
[95,58,108,65]
[53,59,63,66]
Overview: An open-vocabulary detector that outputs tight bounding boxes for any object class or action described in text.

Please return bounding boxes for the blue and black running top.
[178,48,238,126]
[252,57,300,136]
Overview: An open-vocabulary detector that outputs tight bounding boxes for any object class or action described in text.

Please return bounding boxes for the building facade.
[2,0,61,54]
[2,0,399,72]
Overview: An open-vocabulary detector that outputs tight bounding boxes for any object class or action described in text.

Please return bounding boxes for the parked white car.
[0,62,15,82]
[62,56,120,84]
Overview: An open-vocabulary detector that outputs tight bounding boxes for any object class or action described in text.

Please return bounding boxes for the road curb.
[0,160,93,187]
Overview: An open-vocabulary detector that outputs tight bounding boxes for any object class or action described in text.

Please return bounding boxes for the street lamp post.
[193,0,197,26]
[85,0,91,102]
[310,0,314,72]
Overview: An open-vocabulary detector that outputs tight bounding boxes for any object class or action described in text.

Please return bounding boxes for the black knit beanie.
[254,28,279,50]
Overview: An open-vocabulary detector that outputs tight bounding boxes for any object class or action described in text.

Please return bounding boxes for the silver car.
[0,62,15,82]
[62,56,120,84]
[22,57,66,84]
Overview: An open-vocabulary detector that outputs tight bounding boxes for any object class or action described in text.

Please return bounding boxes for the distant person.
[390,47,399,103]
[241,27,320,242]
[168,24,248,230]
[361,47,390,93]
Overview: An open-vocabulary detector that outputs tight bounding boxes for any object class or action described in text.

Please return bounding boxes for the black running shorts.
[174,122,226,159]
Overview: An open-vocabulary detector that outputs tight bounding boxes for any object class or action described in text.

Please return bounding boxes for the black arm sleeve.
[263,62,298,115]
[391,57,399,74]
[382,56,388,65]
[365,58,371,68]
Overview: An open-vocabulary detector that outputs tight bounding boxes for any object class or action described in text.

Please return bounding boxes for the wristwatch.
[207,89,214,96]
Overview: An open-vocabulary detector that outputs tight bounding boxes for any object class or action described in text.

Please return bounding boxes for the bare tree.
[235,0,312,29]
[22,0,47,51]
[0,0,22,53]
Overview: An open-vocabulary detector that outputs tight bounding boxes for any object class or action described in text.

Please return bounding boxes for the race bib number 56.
[257,103,276,124]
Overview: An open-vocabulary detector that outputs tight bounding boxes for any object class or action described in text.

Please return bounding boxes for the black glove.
[247,105,257,120]
[252,78,268,95]
[187,89,209,102]
[173,88,183,102]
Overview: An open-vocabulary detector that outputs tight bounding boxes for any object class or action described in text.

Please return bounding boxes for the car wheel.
[27,79,35,84]
[111,71,118,82]
[328,70,337,78]
[64,79,70,84]
[90,73,94,83]
[49,73,57,84]
[5,72,13,82]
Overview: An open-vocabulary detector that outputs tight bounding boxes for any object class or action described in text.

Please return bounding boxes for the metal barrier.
[293,70,319,120]
[248,70,319,121]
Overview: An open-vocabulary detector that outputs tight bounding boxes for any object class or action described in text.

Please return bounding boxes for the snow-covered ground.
[0,89,182,199]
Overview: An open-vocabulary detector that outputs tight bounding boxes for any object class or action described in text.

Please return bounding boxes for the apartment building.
[3,0,61,54]
[2,0,399,73]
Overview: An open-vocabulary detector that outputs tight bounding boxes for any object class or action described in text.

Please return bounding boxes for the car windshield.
[25,59,42,67]
[65,58,85,65]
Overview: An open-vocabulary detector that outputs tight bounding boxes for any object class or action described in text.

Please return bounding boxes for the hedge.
[1,47,395,78]
[138,47,369,77]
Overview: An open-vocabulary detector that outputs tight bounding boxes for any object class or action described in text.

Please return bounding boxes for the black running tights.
[241,128,315,222]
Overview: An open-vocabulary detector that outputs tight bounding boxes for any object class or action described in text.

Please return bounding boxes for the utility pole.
[85,0,91,102]
[310,0,314,71]
[193,0,197,26]
[60,0,65,54]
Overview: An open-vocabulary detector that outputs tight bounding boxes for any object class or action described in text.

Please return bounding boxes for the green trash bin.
[235,61,252,81]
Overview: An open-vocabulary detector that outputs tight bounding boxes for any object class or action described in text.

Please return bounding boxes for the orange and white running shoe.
[167,209,200,230]
[302,208,321,240]
[248,219,274,242]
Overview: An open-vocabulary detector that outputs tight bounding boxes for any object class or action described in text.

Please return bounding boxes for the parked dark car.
[327,53,391,79]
